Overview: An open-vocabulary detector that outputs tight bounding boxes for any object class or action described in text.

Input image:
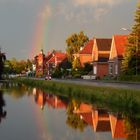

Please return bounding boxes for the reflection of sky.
[0,90,124,140]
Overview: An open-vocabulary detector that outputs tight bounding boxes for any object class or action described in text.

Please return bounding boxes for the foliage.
[3,58,33,75]
[52,67,63,78]
[72,57,81,70]
[83,62,93,74]
[0,50,6,79]
[66,31,89,62]
[122,3,140,75]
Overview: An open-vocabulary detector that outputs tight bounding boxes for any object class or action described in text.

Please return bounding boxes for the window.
[115,64,118,74]
[109,64,113,74]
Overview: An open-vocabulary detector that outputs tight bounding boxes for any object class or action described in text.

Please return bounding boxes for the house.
[109,35,128,76]
[46,50,66,75]
[109,114,127,138]
[34,49,46,77]
[79,39,94,67]
[92,38,112,78]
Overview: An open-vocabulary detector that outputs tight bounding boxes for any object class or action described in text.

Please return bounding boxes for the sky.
[0,0,138,60]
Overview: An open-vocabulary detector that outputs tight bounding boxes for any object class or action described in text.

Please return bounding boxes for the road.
[51,78,140,90]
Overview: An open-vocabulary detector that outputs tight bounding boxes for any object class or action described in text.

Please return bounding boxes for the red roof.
[80,40,94,54]
[113,35,128,58]
[47,51,66,63]
[96,38,112,51]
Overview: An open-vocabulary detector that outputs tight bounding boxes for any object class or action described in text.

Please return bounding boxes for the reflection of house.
[46,95,67,109]
[109,114,127,138]
[92,38,112,78]
[92,108,111,132]
[109,35,128,76]
[73,102,128,139]
[74,103,93,126]
[79,39,94,67]
[34,89,46,109]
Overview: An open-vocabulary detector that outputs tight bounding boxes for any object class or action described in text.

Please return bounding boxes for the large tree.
[0,49,6,79]
[66,31,89,62]
[122,3,140,75]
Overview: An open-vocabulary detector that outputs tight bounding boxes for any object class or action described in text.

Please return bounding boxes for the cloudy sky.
[0,0,138,60]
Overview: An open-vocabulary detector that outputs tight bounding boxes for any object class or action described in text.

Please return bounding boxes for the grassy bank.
[14,78,140,101]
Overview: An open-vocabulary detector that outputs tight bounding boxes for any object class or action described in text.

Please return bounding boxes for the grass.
[13,78,140,103]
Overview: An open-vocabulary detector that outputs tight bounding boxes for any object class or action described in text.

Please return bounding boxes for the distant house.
[34,50,46,77]
[46,50,66,74]
[79,39,94,67]
[92,38,112,78]
[109,35,128,76]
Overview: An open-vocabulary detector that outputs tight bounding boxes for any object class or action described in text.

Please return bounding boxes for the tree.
[72,57,81,70]
[0,49,6,79]
[66,31,89,62]
[122,3,140,75]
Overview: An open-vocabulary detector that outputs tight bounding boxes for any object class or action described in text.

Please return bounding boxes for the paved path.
[52,78,140,90]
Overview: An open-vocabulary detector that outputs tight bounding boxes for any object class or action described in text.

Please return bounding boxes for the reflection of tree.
[66,99,87,132]
[0,90,7,123]
[5,83,28,99]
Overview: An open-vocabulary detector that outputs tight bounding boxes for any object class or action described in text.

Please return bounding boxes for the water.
[0,82,139,140]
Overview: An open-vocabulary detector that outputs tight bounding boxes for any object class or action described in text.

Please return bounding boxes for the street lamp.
[121,27,138,75]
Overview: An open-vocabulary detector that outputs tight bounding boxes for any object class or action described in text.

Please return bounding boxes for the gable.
[109,37,117,60]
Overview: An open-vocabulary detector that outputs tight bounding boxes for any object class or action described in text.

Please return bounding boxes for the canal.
[0,82,139,140]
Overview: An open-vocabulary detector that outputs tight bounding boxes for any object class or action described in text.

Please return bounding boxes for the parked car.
[45,75,51,80]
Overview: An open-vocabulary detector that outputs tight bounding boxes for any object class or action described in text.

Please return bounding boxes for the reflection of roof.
[96,121,111,132]
[80,40,94,54]
[46,96,67,109]
[96,39,112,51]
[113,35,128,58]
[79,103,93,112]
[80,112,93,126]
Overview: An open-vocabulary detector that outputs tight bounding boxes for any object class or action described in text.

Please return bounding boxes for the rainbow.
[29,1,54,59]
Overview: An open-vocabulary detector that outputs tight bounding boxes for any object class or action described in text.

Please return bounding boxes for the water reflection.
[33,88,68,110]
[0,90,6,123]
[31,88,140,139]
[0,83,140,140]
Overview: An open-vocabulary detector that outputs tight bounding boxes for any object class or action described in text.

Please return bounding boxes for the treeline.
[3,58,33,74]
